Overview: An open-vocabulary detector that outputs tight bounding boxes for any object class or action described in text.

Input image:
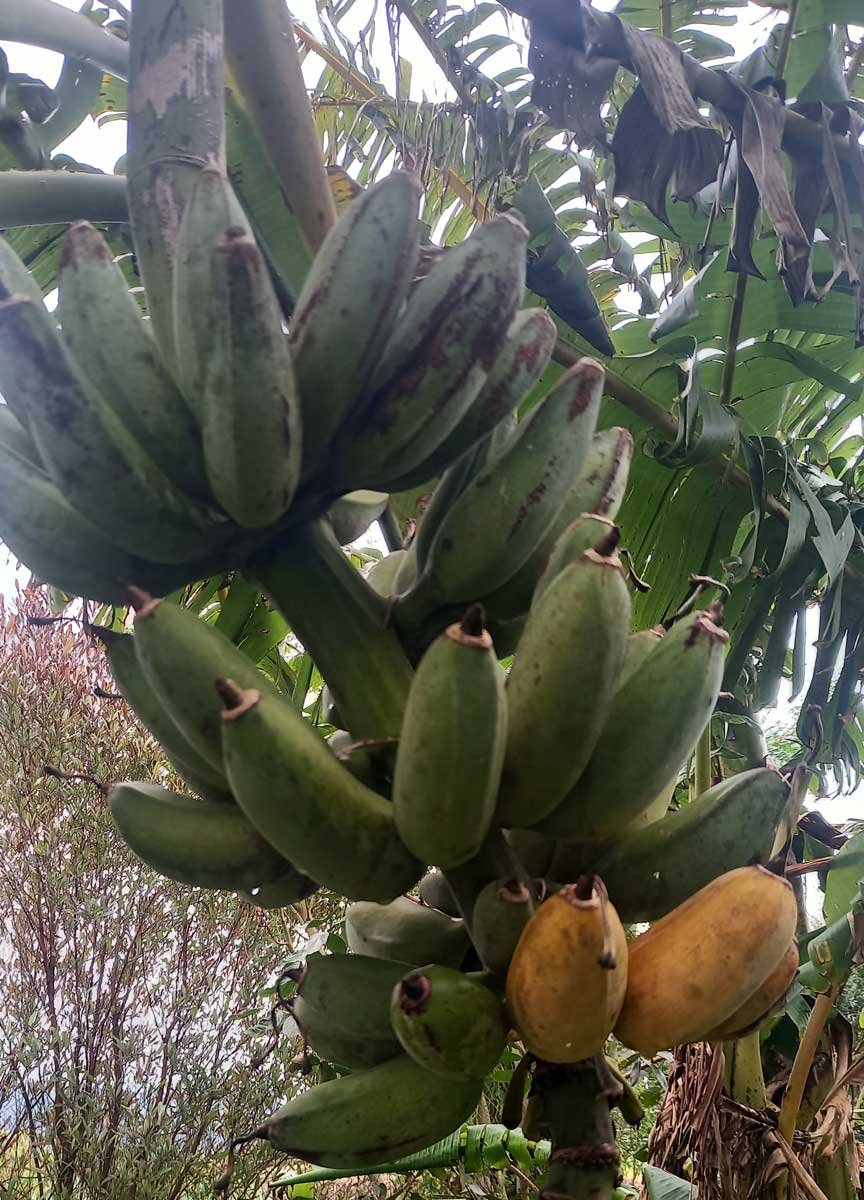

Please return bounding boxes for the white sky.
[0,1,860,827]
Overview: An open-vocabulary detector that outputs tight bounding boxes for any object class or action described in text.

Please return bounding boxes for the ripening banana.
[219,682,423,901]
[613,866,798,1056]
[345,896,471,968]
[594,767,791,922]
[172,164,252,420]
[538,605,728,840]
[197,227,301,527]
[506,877,628,1062]
[0,261,231,565]
[291,952,408,1068]
[394,604,506,867]
[395,357,605,630]
[131,594,285,773]
[482,427,633,623]
[237,869,319,910]
[470,878,535,976]
[330,214,528,494]
[390,965,509,1079]
[290,171,423,477]
[253,1055,483,1169]
[95,627,233,804]
[108,781,293,890]
[496,530,631,828]
[382,307,557,493]
[703,942,798,1041]
[417,870,460,918]
[56,221,210,502]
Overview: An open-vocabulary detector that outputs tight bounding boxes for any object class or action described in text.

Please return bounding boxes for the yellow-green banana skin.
[260,1054,482,1168]
[292,952,409,1069]
[390,964,508,1079]
[395,357,605,627]
[109,782,291,890]
[394,614,507,867]
[538,606,728,840]
[345,897,471,967]
[496,545,631,829]
[595,768,791,923]
[221,688,423,901]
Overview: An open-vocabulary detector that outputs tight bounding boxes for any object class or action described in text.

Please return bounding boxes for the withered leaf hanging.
[528,31,618,149]
[725,80,812,303]
[610,85,721,227]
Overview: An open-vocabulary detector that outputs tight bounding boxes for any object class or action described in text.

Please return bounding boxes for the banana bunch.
[0,169,534,604]
[4,154,807,1176]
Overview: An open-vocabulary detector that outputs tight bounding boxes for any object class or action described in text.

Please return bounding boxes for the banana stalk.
[250,517,414,739]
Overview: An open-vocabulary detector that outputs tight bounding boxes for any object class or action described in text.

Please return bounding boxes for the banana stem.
[444,829,531,934]
[722,1032,766,1109]
[694,724,712,797]
[249,517,414,738]
[533,1058,620,1200]
[775,984,840,1199]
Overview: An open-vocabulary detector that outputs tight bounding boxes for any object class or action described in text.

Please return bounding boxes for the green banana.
[132,595,284,773]
[109,781,291,890]
[496,534,631,828]
[289,171,422,477]
[532,514,618,607]
[394,605,506,867]
[291,952,408,1069]
[56,221,209,502]
[172,165,252,420]
[470,877,535,976]
[0,233,54,428]
[395,357,605,629]
[538,605,729,840]
[365,549,410,598]
[383,308,556,494]
[0,435,145,604]
[330,213,528,494]
[412,439,493,579]
[345,896,471,967]
[394,541,419,594]
[198,227,301,527]
[329,491,389,546]
[250,518,414,739]
[418,870,460,917]
[618,625,665,687]
[390,964,508,1079]
[255,1054,483,1168]
[220,683,423,901]
[0,286,228,565]
[95,627,232,803]
[504,829,557,877]
[481,426,633,623]
[594,768,791,922]
[0,402,40,466]
[237,870,319,909]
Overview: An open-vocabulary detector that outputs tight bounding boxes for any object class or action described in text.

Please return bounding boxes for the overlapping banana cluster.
[0,172,802,1171]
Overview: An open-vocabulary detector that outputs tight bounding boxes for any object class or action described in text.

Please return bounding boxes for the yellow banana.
[506,877,628,1062]
[703,942,799,1041]
[614,866,798,1056]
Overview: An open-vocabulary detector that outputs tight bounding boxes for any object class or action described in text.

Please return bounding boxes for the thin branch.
[846,36,864,87]
[389,0,473,107]
[224,0,336,254]
[774,0,801,82]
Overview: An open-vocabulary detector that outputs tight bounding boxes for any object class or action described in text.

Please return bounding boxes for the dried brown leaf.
[529,33,617,148]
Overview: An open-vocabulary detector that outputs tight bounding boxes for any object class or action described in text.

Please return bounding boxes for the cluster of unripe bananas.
[0,171,801,1172]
